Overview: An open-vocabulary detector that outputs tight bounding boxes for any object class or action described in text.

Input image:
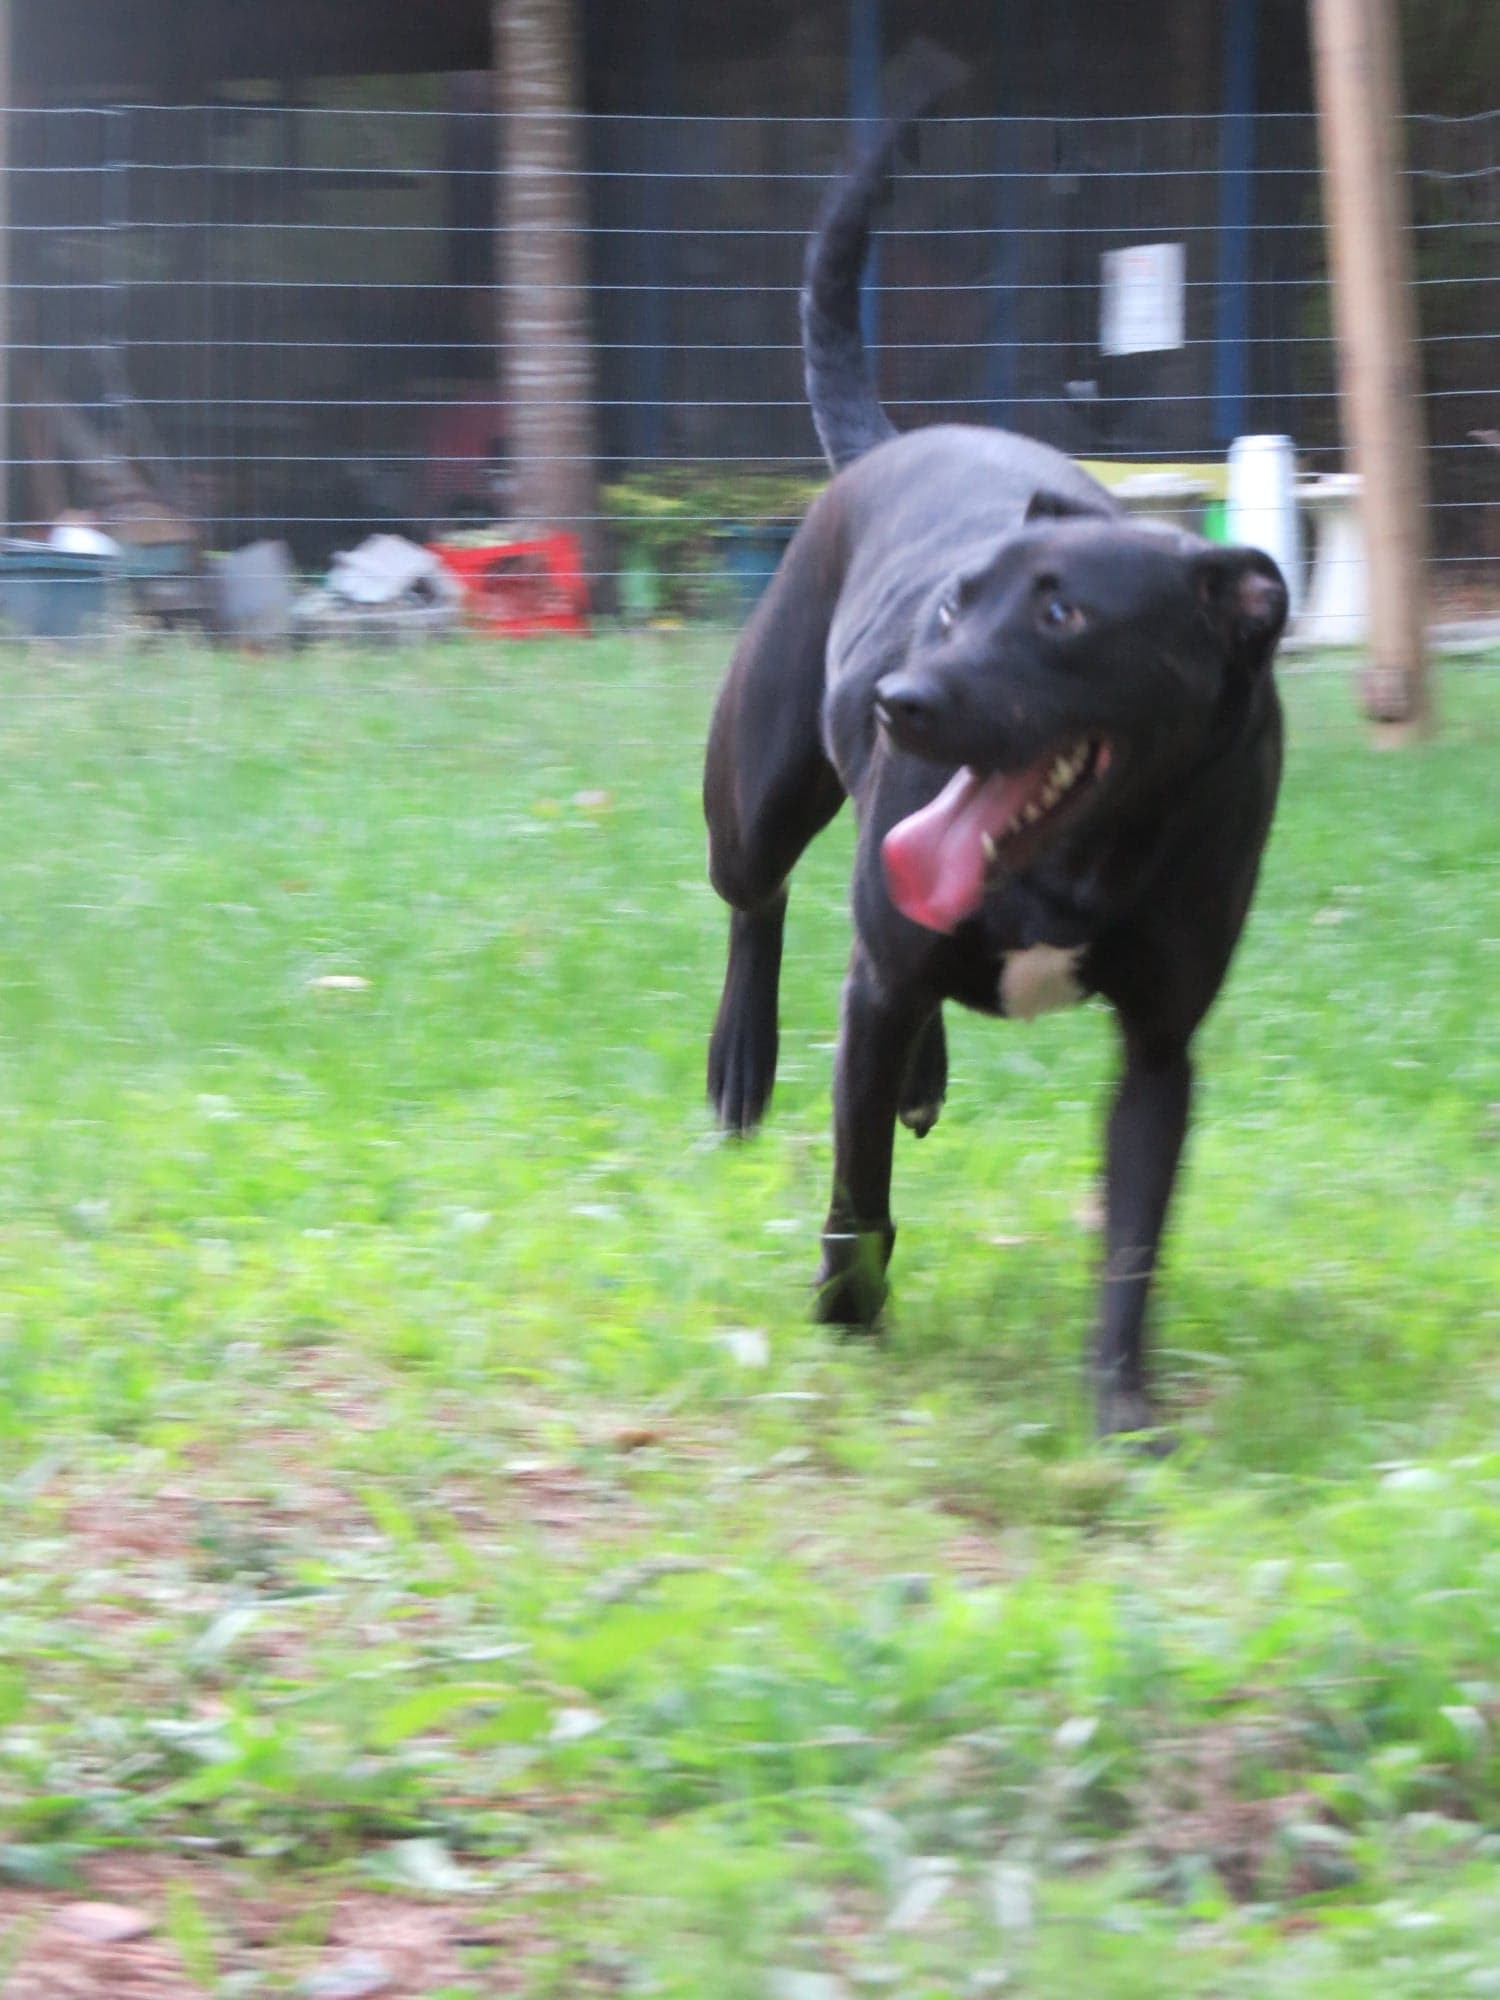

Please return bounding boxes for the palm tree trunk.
[492,0,602,590]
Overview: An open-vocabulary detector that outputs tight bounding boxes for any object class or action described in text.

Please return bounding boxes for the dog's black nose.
[874,674,939,740]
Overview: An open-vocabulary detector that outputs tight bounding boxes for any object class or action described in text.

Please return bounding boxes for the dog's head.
[875,492,1287,933]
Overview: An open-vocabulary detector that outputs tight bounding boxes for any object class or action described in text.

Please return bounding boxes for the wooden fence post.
[1309,0,1433,738]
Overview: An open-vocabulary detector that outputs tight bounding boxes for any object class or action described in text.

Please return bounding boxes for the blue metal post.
[1214,0,1257,444]
[849,0,882,349]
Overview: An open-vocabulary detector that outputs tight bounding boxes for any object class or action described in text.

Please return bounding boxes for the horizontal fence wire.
[0,101,1496,642]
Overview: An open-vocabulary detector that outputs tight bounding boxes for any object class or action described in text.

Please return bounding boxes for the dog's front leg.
[814,945,928,1328]
[1094,1033,1194,1439]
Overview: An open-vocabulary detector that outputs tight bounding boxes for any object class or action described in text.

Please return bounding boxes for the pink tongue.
[882,763,1046,933]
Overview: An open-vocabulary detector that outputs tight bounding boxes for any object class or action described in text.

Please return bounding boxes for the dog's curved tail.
[801,39,968,472]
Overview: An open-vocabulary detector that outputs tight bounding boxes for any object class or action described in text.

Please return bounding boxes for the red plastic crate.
[430,532,589,636]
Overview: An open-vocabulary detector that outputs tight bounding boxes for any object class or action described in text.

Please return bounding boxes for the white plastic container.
[1227,434,1303,619]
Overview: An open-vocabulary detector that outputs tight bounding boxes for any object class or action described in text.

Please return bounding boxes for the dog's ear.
[1193,547,1288,671]
[1024,488,1114,525]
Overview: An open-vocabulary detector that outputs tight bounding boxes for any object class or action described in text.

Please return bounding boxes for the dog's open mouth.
[882,738,1111,933]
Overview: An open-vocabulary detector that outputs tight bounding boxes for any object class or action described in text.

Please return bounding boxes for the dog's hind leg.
[898,1008,947,1137]
[705,521,846,1133]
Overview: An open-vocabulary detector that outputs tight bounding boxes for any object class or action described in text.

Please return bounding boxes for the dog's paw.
[1095,1387,1176,1457]
[707,910,783,1135]
[812,1227,892,1329]
[708,1027,773,1135]
[898,1014,947,1139]
[813,1273,886,1330]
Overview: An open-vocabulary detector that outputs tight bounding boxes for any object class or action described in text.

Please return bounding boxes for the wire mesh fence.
[1,99,1496,642]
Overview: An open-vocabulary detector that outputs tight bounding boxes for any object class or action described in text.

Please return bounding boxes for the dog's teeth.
[1022,745,1092,831]
[980,832,997,864]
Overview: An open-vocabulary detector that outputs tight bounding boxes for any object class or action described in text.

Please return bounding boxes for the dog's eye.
[1038,594,1085,634]
[935,596,957,635]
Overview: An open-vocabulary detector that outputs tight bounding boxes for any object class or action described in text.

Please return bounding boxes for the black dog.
[703,81,1287,1438]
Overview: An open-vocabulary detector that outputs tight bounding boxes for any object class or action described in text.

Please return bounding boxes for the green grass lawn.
[0,636,1497,1997]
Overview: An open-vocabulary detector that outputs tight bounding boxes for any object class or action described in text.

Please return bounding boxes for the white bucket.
[1227,434,1302,618]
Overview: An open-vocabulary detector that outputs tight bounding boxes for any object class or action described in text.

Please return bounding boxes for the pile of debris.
[210,534,466,649]
[2,357,588,649]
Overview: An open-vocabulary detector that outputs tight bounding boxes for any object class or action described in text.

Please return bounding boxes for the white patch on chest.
[999,944,1086,1021]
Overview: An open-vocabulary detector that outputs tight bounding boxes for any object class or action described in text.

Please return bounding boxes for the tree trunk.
[492,0,602,592]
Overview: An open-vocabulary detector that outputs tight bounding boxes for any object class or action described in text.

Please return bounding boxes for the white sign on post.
[1099,243,1186,357]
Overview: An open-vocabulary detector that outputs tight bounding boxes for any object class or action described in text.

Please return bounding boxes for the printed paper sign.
[1100,243,1186,356]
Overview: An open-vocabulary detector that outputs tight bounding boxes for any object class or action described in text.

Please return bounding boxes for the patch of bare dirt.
[0,1855,551,1998]
[942,1531,1023,1585]
[1133,1725,1323,1901]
